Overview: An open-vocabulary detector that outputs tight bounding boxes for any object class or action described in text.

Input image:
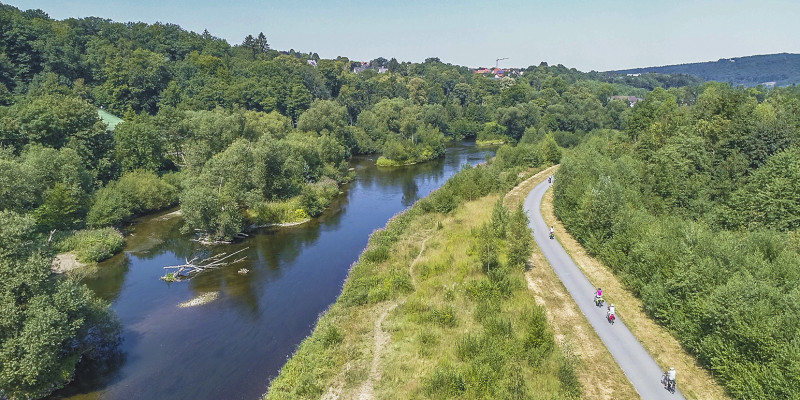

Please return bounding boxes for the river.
[51,143,495,400]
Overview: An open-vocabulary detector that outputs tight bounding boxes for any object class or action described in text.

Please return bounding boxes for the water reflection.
[51,143,495,400]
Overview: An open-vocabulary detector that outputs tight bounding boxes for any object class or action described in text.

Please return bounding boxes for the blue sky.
[5,0,800,71]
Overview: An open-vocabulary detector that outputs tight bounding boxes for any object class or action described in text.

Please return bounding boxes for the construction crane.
[495,57,509,68]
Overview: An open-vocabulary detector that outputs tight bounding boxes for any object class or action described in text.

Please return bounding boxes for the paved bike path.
[524,180,684,399]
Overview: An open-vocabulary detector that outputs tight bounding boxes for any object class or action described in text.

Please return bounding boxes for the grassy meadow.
[266,168,580,399]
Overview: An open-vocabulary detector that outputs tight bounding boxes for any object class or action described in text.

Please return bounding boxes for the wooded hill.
[0,2,691,243]
[610,53,800,87]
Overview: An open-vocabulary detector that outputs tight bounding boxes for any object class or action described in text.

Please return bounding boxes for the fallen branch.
[162,247,249,282]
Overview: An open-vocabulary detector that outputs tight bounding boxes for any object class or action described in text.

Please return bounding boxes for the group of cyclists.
[595,287,677,392]
[545,183,677,393]
[595,287,615,323]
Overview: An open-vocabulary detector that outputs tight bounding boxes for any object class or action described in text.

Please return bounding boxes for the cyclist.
[666,367,676,391]
[607,304,616,322]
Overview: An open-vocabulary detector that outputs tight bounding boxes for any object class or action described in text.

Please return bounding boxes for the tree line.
[0,2,688,241]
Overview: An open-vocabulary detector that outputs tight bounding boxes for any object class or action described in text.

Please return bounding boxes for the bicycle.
[661,371,676,393]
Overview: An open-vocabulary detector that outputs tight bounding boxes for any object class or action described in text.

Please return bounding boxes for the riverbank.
[265,165,581,399]
[50,144,497,400]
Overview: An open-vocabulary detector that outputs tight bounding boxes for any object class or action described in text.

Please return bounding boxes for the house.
[378,67,388,73]
[353,61,370,74]
[307,59,317,67]
[609,95,643,107]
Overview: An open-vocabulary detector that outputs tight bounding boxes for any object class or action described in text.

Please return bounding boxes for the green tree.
[297,99,348,139]
[15,94,103,150]
[475,223,498,273]
[32,182,84,231]
[507,205,533,268]
[97,48,171,113]
[114,116,165,173]
[723,147,800,230]
[87,170,177,227]
[0,210,120,399]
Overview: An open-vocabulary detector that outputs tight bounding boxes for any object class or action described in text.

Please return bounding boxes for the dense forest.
[0,2,685,245]
[2,1,799,399]
[611,53,800,87]
[554,83,800,399]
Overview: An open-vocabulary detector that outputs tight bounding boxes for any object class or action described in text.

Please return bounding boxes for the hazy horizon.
[4,0,799,72]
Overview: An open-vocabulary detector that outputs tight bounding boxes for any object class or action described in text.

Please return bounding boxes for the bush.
[319,325,343,348]
[54,228,125,262]
[494,143,543,171]
[424,363,466,398]
[299,178,339,217]
[87,170,178,227]
[250,201,293,225]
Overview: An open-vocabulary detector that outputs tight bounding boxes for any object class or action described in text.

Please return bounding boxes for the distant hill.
[609,53,800,87]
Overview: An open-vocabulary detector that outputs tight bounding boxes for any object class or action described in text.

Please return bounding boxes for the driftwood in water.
[162,247,248,281]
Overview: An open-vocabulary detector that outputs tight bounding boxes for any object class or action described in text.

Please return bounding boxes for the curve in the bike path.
[524,180,685,399]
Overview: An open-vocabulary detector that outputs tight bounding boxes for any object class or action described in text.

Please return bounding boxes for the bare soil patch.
[178,292,219,308]
[51,253,86,274]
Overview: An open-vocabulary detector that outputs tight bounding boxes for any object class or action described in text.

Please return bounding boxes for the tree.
[491,198,508,239]
[255,32,270,52]
[114,116,165,173]
[387,58,401,74]
[297,99,347,135]
[475,223,498,273]
[507,205,533,268]
[0,210,120,399]
[287,83,312,123]
[32,182,84,230]
[15,94,103,150]
[724,147,800,230]
[96,48,171,114]
[87,171,177,228]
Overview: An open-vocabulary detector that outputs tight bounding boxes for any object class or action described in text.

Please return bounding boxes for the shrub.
[87,170,177,227]
[426,305,458,328]
[250,201,293,224]
[299,178,339,217]
[319,325,343,348]
[424,363,466,398]
[54,227,125,263]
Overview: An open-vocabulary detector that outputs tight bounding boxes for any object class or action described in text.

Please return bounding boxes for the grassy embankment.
[533,168,728,400]
[266,167,581,399]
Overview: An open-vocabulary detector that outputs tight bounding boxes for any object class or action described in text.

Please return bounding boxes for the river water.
[52,143,494,400]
